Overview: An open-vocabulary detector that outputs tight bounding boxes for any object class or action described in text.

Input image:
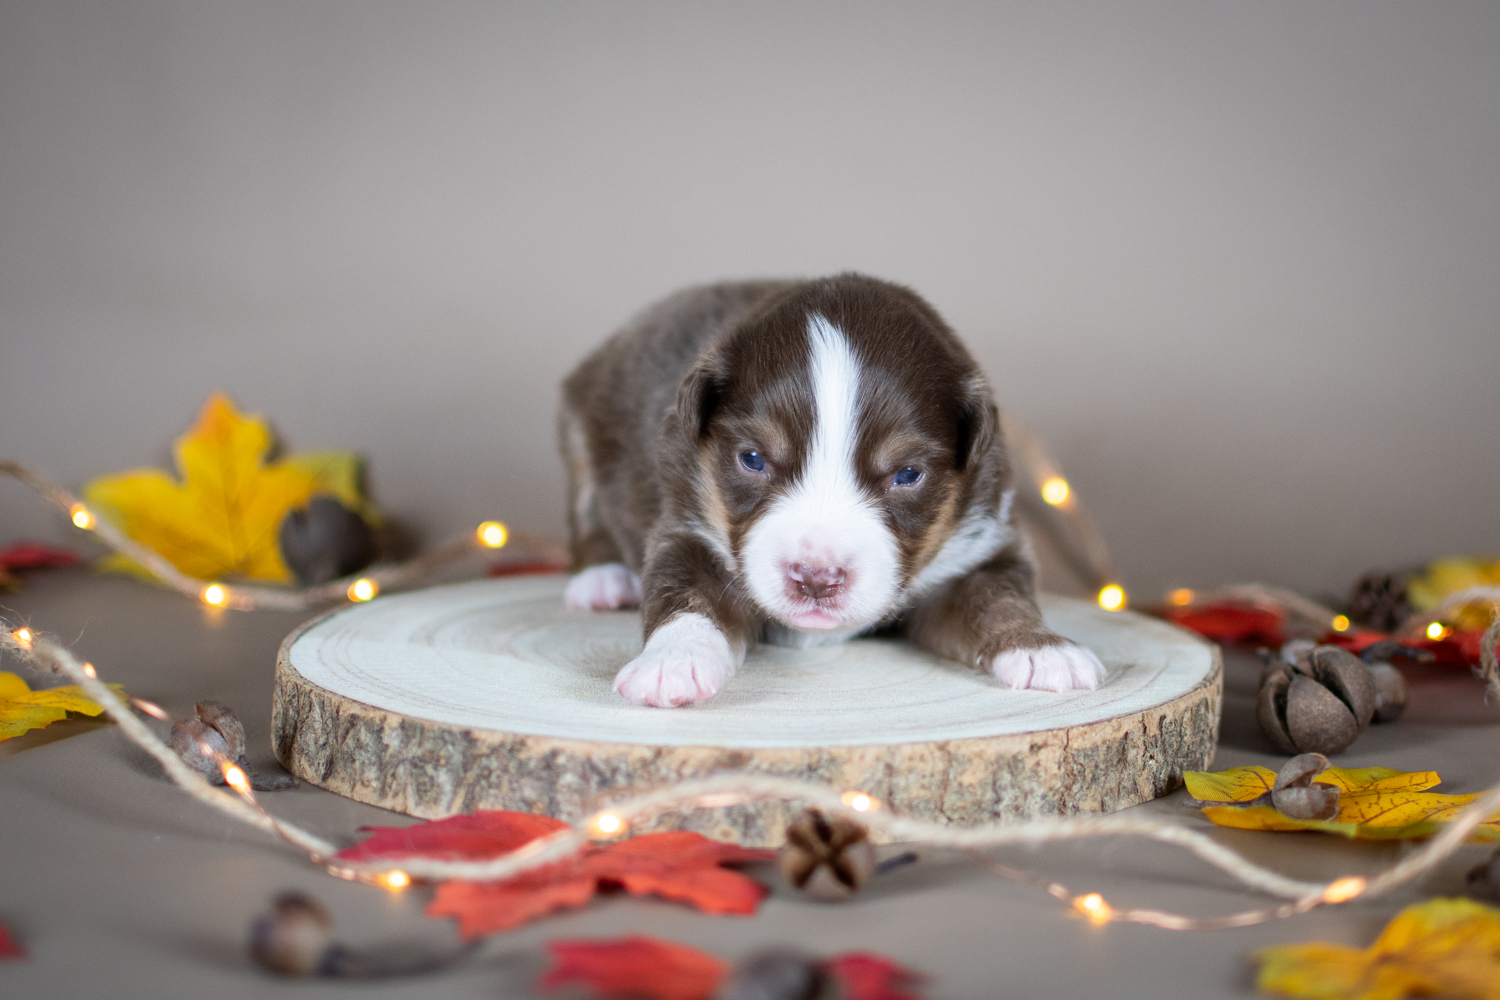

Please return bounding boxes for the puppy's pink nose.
[787,562,846,600]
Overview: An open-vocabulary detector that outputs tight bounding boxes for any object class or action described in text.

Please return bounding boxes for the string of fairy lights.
[7,617,1500,932]
[3,446,1496,934]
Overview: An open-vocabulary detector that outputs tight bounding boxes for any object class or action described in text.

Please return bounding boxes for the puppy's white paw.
[565,563,642,610]
[990,642,1106,692]
[614,613,739,708]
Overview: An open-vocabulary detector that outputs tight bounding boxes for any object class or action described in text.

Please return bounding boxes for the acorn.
[781,809,878,902]
[1257,645,1377,755]
[1270,753,1341,821]
[1357,639,1428,724]
[250,893,334,976]
[278,496,376,587]
[1467,847,1500,901]
[168,700,298,791]
[249,892,478,979]
[719,949,827,1000]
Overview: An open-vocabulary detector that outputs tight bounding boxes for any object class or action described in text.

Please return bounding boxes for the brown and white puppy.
[559,275,1105,707]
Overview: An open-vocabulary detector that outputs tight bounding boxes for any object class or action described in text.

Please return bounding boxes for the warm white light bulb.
[477,521,509,548]
[348,578,378,602]
[1097,585,1126,612]
[1040,477,1070,506]
[70,504,94,529]
[202,584,228,607]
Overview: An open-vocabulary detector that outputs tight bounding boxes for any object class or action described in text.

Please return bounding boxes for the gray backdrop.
[3,1,1497,603]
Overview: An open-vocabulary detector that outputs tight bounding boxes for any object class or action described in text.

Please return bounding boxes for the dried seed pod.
[781,808,878,902]
[720,949,826,1000]
[1270,753,1341,820]
[1306,646,1377,729]
[1256,646,1377,755]
[250,892,333,976]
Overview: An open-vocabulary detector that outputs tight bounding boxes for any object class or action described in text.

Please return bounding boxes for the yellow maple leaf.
[1185,765,1500,842]
[82,394,375,584]
[1257,897,1500,1000]
[0,671,127,741]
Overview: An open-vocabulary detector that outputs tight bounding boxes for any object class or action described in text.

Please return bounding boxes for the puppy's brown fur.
[562,275,1103,705]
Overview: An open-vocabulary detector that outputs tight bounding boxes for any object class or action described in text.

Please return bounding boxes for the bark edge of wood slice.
[273,575,1221,846]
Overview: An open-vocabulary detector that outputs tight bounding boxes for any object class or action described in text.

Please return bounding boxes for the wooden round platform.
[272,576,1221,846]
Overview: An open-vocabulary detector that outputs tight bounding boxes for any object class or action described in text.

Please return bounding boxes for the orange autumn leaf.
[336,811,777,939]
[1257,897,1500,1000]
[1185,765,1500,841]
[82,393,374,583]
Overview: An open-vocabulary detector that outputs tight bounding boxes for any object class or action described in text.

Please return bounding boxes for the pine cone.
[780,809,877,902]
[1346,572,1411,633]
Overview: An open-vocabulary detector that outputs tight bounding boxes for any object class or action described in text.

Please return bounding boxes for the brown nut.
[780,808,878,902]
[720,949,825,1000]
[1270,753,1341,820]
[1367,663,1409,723]
[250,892,333,976]
[1467,848,1500,901]
[1256,646,1376,755]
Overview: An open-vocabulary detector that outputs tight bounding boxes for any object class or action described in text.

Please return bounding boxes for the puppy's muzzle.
[786,562,847,601]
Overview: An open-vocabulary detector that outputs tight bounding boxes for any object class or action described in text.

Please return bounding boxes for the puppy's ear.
[676,363,724,442]
[955,375,998,472]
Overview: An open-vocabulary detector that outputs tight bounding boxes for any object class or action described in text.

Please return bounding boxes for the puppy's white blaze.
[907,491,1016,597]
[743,313,900,631]
[614,613,744,707]
[991,643,1107,692]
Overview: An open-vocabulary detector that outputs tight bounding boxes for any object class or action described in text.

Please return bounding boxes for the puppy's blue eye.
[739,451,766,473]
[893,466,923,486]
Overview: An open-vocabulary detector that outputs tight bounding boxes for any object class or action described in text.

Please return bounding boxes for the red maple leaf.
[336,812,776,938]
[540,936,729,1000]
[1162,601,1286,646]
[0,923,25,960]
[536,937,925,1000]
[336,810,569,863]
[1322,627,1486,667]
[825,953,924,1000]
[0,542,81,571]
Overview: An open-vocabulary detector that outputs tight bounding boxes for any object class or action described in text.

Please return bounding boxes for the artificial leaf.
[1408,557,1500,632]
[537,938,927,1000]
[1161,601,1286,646]
[428,830,777,938]
[0,672,126,741]
[336,810,568,863]
[0,542,80,592]
[340,810,776,938]
[1256,897,1500,1000]
[539,935,729,1000]
[1325,627,1485,668]
[0,923,24,960]
[825,953,925,1000]
[1186,765,1500,841]
[82,393,374,584]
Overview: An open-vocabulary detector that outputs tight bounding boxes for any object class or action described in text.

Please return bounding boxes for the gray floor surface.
[2,569,1496,998]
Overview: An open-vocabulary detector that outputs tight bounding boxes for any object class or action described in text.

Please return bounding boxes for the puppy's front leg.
[906,546,1106,692]
[613,534,754,708]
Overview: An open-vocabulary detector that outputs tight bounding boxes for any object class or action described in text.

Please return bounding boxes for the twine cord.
[5,624,1499,930]
[0,461,568,611]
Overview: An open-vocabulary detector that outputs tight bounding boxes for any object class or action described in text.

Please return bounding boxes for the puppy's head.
[672,275,1006,634]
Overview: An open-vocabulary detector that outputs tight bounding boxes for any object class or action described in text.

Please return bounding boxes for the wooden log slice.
[273,576,1220,846]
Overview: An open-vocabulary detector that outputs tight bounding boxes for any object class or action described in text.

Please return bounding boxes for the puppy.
[559,275,1105,707]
